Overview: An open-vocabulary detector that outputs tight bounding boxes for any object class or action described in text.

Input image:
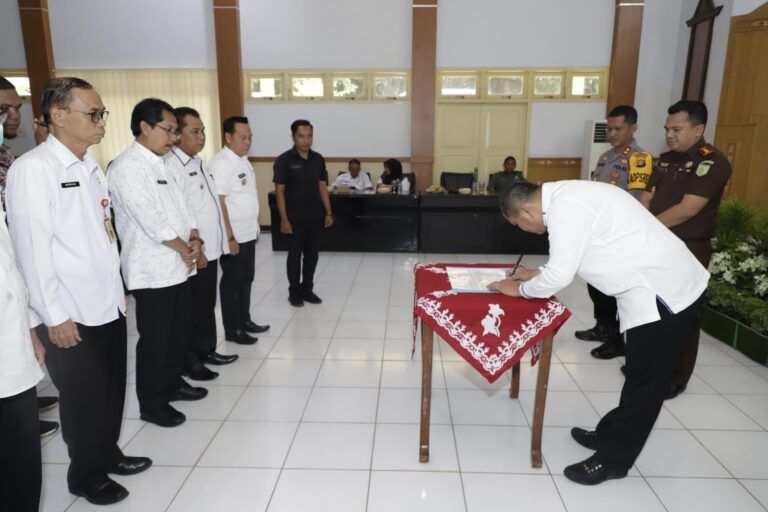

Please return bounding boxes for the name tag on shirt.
[189,171,198,176]
[61,181,80,188]
[238,172,247,185]
[290,164,302,170]
[157,180,168,185]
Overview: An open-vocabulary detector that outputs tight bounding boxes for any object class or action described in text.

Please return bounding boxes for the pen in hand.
[508,254,524,278]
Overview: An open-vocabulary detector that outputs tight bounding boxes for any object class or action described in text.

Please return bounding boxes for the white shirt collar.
[170,146,194,166]
[45,134,96,171]
[131,140,165,166]
[222,145,247,163]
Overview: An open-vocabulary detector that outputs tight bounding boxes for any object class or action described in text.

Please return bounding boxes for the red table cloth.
[413,263,571,383]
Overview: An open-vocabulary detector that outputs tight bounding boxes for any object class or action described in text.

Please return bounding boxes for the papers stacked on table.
[446,266,507,293]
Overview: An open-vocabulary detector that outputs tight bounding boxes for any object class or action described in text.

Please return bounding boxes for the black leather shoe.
[184,364,219,381]
[140,405,186,427]
[590,341,626,360]
[665,382,687,400]
[40,420,60,438]
[575,325,609,342]
[243,320,270,333]
[38,395,59,412]
[289,296,304,307]
[571,427,601,451]
[303,290,322,304]
[564,455,628,485]
[206,351,239,365]
[226,330,258,345]
[110,456,153,476]
[72,478,129,505]
[171,382,208,401]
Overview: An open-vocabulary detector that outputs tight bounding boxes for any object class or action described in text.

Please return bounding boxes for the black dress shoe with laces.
[110,456,153,476]
[575,324,610,342]
[665,382,687,400]
[72,478,129,505]
[184,363,219,381]
[590,340,626,360]
[171,382,208,402]
[38,395,59,412]
[243,320,270,333]
[289,296,304,307]
[226,330,258,345]
[206,351,239,365]
[303,290,322,304]
[570,427,601,451]
[564,455,628,485]
[140,404,186,427]
[40,420,60,438]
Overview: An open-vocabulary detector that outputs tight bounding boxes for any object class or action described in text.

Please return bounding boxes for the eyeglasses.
[0,104,23,115]
[68,108,109,123]
[153,123,180,139]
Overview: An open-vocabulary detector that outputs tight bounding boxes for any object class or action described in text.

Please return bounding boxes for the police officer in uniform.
[576,106,652,360]
[642,100,731,399]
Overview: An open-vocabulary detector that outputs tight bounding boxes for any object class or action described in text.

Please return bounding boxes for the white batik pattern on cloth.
[430,290,458,298]
[416,298,566,375]
[481,304,504,337]
[415,263,447,274]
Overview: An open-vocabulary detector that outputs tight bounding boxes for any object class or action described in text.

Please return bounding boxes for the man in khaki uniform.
[576,106,652,360]
[642,100,731,399]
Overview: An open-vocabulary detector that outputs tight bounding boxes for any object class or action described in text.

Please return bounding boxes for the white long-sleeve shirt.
[0,211,43,398]
[332,171,373,190]
[209,146,259,243]
[519,181,709,332]
[108,141,196,290]
[167,147,227,261]
[5,135,125,327]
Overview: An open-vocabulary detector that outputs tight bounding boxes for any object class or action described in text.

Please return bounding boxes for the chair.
[439,172,474,193]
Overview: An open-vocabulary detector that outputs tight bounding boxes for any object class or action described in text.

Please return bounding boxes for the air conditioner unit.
[581,120,611,180]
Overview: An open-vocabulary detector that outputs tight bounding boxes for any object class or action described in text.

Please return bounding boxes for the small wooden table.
[412,263,568,469]
[418,323,554,468]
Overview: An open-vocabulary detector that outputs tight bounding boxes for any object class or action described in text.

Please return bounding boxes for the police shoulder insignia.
[622,147,631,156]
[696,160,714,177]
[620,158,628,164]
[699,145,714,157]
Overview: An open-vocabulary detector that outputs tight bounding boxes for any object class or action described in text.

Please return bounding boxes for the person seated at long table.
[378,158,403,185]
[488,155,525,193]
[332,159,373,190]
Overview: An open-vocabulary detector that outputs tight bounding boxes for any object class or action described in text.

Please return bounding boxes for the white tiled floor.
[37,236,768,511]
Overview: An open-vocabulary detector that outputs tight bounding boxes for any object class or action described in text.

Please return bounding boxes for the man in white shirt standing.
[489,180,707,485]
[109,98,207,430]
[210,116,269,345]
[331,159,373,190]
[0,213,44,512]
[6,78,150,505]
[168,107,239,380]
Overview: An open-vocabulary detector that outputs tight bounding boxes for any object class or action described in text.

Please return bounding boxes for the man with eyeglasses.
[108,98,207,431]
[6,77,151,506]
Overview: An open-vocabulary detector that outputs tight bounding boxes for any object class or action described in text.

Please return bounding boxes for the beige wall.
[253,159,412,227]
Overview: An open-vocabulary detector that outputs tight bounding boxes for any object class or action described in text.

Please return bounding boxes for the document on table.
[446,267,508,293]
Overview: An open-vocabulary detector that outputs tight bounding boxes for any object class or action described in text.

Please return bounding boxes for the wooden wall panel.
[526,158,582,184]
[411,1,438,192]
[18,0,55,117]
[606,0,644,112]
[213,0,243,137]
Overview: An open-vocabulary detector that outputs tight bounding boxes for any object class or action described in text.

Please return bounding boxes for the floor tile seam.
[719,394,768,433]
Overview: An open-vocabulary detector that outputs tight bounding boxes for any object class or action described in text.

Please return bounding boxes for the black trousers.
[132,282,190,414]
[594,294,704,469]
[287,218,323,298]
[186,260,218,369]
[40,315,127,490]
[219,240,255,336]
[588,283,619,332]
[0,386,41,511]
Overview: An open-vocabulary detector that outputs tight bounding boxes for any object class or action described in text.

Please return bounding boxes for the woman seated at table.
[378,158,403,185]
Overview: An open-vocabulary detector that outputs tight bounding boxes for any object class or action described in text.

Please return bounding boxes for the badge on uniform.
[659,162,669,168]
[699,145,714,157]
[238,172,247,186]
[609,179,617,185]
[61,181,80,188]
[696,160,714,177]
[100,198,117,243]
[685,161,693,168]
[620,159,628,164]
[611,170,620,178]
[622,147,631,156]
[636,158,646,167]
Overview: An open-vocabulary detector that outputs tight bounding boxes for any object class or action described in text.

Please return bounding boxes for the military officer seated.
[488,156,525,193]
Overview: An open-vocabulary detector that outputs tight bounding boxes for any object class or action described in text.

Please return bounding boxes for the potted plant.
[702,198,768,365]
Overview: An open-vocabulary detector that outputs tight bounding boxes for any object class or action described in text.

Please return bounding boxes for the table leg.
[419,321,434,463]
[531,333,554,468]
[510,362,521,399]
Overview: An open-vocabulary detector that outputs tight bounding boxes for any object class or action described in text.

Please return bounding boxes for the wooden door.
[715,3,768,211]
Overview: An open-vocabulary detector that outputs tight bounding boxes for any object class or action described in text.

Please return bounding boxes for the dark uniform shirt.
[488,170,525,193]
[273,147,328,221]
[646,138,731,241]
[592,139,652,201]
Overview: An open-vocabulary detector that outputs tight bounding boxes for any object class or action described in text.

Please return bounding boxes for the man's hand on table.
[506,265,538,281]
[487,279,523,297]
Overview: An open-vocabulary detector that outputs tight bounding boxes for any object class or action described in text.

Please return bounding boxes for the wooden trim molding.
[606,0,644,113]
[527,157,582,183]
[213,0,244,138]
[410,0,438,192]
[682,0,723,101]
[18,0,55,118]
